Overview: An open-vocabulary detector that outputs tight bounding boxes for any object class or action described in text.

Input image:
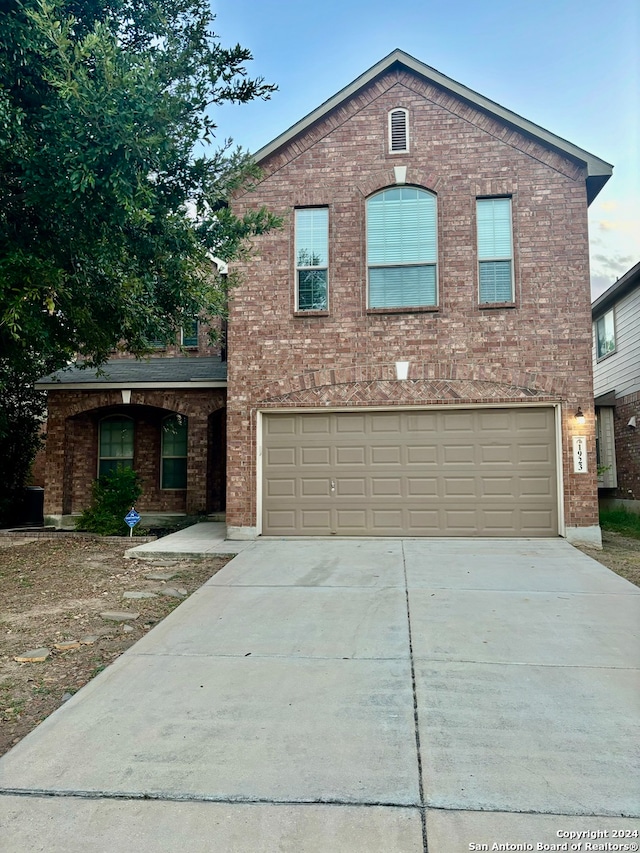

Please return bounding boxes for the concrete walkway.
[1,537,638,851]
[125,521,253,558]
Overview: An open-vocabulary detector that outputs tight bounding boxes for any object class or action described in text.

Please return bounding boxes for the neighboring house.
[592,261,640,504]
[37,50,612,545]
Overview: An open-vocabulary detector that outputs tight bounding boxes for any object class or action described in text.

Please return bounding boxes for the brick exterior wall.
[227,67,599,534]
[612,392,640,500]
[43,388,226,518]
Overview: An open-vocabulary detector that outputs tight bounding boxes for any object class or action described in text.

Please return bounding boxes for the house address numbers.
[572,436,588,473]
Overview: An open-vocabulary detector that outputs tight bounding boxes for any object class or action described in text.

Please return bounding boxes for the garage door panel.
[266,447,296,466]
[444,477,477,497]
[301,416,331,434]
[407,446,437,464]
[336,446,365,465]
[519,476,554,497]
[266,479,297,497]
[335,509,367,529]
[336,478,366,496]
[518,444,552,464]
[262,408,557,537]
[301,478,330,496]
[301,446,331,466]
[443,444,476,464]
[371,445,402,464]
[480,444,513,463]
[371,478,402,496]
[407,477,438,496]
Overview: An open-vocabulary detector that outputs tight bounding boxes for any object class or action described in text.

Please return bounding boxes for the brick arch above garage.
[253,362,568,406]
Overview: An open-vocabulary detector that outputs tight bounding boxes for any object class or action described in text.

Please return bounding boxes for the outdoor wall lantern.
[574,407,586,425]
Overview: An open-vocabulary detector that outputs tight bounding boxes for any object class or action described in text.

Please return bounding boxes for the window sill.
[367,306,439,315]
[478,302,517,310]
[294,310,330,318]
[596,349,616,362]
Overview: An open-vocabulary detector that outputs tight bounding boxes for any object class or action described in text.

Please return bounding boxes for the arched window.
[389,108,409,153]
[99,416,134,477]
[161,414,188,489]
[367,187,438,308]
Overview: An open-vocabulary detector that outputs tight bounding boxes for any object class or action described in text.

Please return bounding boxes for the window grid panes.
[182,320,198,347]
[367,187,437,308]
[596,310,615,359]
[162,414,188,489]
[99,417,134,477]
[477,197,514,303]
[296,208,328,311]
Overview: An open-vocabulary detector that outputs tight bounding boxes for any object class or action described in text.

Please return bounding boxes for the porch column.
[186,412,208,514]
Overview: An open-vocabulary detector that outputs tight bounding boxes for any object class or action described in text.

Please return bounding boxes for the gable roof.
[35,356,227,390]
[253,49,612,205]
[592,261,640,318]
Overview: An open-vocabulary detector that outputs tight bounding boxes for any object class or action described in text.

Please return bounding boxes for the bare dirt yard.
[0,530,638,758]
[0,536,230,756]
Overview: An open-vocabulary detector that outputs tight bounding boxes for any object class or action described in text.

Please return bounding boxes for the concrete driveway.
[1,538,638,851]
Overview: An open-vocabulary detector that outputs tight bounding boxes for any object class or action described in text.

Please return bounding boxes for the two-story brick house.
[37,50,612,545]
[226,49,612,545]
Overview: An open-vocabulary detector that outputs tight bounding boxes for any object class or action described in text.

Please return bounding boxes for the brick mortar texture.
[44,389,226,517]
[227,69,598,531]
[612,392,640,500]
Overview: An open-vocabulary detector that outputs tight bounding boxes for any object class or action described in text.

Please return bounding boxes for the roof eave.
[35,381,228,391]
[252,48,612,205]
[592,261,640,317]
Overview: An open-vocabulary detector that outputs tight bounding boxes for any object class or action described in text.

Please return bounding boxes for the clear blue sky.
[211,0,639,298]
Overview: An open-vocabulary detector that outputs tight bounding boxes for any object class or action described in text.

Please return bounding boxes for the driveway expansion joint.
[402,542,429,853]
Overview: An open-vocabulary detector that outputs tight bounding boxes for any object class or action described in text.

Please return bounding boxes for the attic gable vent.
[389,108,409,153]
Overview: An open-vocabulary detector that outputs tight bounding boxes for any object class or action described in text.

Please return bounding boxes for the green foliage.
[0,0,279,369]
[0,0,280,503]
[599,506,640,540]
[76,467,142,535]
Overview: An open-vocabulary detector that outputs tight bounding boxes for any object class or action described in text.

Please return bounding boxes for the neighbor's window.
[389,108,409,153]
[477,197,514,304]
[99,416,134,477]
[181,319,198,348]
[367,187,437,308]
[295,208,328,311]
[596,309,615,359]
[161,414,188,489]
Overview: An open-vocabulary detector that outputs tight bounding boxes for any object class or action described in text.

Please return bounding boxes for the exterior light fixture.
[574,407,585,425]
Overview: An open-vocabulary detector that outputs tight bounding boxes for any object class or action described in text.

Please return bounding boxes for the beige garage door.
[262,408,558,537]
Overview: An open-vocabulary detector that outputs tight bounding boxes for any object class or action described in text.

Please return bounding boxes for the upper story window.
[161,414,188,489]
[181,319,198,348]
[389,109,409,153]
[477,197,514,304]
[295,207,328,311]
[596,309,616,359]
[99,416,134,477]
[367,187,437,309]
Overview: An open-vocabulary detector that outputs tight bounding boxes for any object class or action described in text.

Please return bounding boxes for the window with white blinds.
[389,109,408,153]
[367,187,437,308]
[295,208,328,311]
[477,197,514,303]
